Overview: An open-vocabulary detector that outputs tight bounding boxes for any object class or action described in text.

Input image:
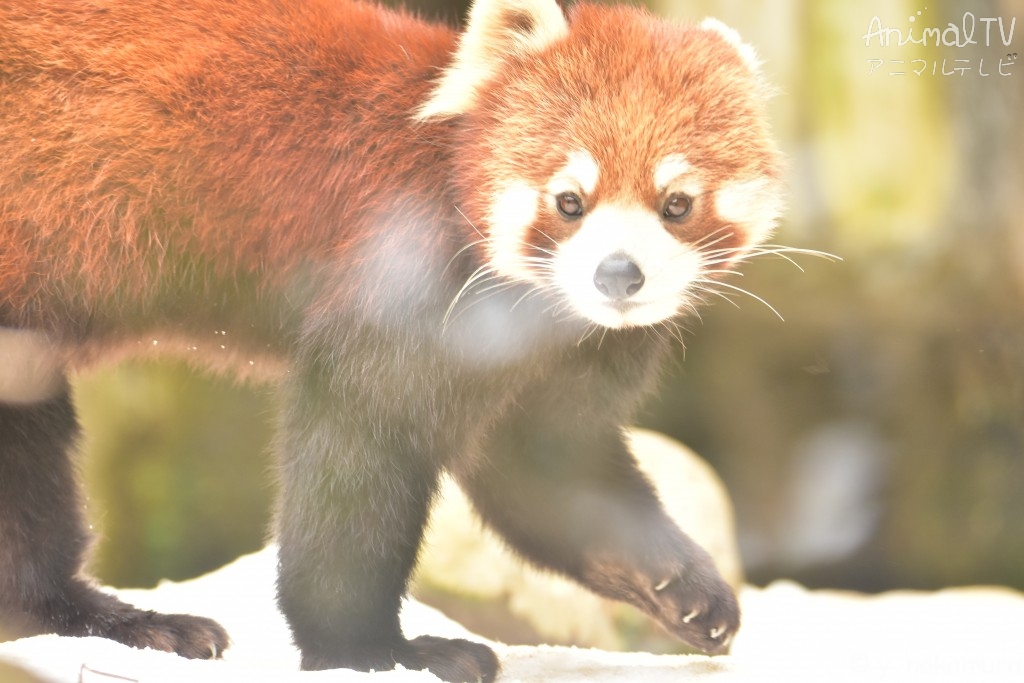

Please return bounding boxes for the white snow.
[2,546,1022,683]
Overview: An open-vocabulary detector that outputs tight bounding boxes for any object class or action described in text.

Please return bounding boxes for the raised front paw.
[581,541,740,655]
[648,562,740,654]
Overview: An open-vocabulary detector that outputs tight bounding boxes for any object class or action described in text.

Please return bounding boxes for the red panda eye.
[556,192,584,220]
[663,193,693,221]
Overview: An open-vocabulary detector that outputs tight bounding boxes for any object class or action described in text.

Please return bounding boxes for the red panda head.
[420,0,783,330]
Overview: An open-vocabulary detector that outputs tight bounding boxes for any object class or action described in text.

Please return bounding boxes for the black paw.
[401,636,499,683]
[301,635,498,683]
[58,582,229,659]
[581,538,740,655]
[648,562,740,654]
[84,609,230,659]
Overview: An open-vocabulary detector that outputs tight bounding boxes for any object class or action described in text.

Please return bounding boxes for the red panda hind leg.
[0,386,228,658]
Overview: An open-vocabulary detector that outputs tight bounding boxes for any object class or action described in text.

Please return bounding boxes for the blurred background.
[77,0,1023,611]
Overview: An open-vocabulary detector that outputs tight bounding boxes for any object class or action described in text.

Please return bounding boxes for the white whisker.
[443,203,568,332]
[453,205,486,240]
[509,284,548,312]
[576,323,600,347]
[681,300,704,323]
[443,279,524,330]
[694,278,784,320]
[442,237,489,277]
[442,264,502,330]
[644,325,669,347]
[691,227,735,249]
[691,284,741,309]
[700,267,745,278]
[532,227,560,247]
[681,241,840,323]
[665,320,688,348]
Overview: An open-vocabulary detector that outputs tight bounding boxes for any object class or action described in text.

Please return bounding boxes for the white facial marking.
[547,150,600,198]
[554,204,702,328]
[700,17,762,73]
[654,154,688,191]
[714,177,783,245]
[487,182,540,281]
[654,154,703,198]
[0,329,65,403]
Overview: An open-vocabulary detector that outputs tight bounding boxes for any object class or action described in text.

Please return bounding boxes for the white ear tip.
[700,17,762,72]
[414,0,568,121]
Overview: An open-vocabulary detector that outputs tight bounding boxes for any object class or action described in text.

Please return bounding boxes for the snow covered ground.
[2,546,1022,683]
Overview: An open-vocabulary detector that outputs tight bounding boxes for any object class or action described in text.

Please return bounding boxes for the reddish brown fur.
[1,1,778,346]
[1,0,456,342]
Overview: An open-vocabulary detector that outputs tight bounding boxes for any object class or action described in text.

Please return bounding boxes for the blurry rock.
[413,428,742,652]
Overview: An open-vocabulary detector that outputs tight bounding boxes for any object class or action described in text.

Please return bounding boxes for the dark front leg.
[0,388,227,657]
[458,416,739,654]
[274,368,497,683]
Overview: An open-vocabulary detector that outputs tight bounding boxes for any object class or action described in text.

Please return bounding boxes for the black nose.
[593,253,645,300]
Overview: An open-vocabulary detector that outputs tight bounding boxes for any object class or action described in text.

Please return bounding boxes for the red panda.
[0,0,783,681]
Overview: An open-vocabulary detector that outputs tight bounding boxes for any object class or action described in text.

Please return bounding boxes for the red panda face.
[422,1,783,329]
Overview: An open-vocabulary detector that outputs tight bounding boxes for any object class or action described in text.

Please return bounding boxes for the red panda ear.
[699,18,764,75]
[414,0,568,121]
